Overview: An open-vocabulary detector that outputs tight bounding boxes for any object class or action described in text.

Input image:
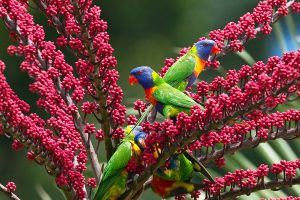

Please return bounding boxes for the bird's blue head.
[133,129,147,149]
[129,66,155,89]
[195,39,219,61]
[124,126,147,149]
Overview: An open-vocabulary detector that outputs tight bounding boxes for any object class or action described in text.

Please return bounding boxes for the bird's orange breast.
[194,56,206,77]
[145,87,157,106]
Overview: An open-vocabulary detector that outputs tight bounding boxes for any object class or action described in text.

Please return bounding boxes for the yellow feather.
[166,181,195,193]
[194,56,205,77]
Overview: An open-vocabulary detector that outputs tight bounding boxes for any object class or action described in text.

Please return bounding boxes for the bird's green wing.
[182,151,214,182]
[163,51,196,88]
[93,170,124,200]
[101,141,132,181]
[153,84,200,109]
[93,141,132,199]
[177,153,195,181]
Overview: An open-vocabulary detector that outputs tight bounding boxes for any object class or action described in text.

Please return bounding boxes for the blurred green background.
[1,0,300,199]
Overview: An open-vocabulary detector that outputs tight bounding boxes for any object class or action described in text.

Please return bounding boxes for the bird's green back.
[155,153,194,181]
[177,154,194,181]
[101,141,132,181]
[182,151,214,182]
[93,141,133,199]
[93,170,125,200]
[153,83,198,109]
[163,48,196,90]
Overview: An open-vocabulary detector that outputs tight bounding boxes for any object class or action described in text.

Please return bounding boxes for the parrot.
[133,39,219,125]
[151,151,214,198]
[93,125,147,200]
[163,39,219,91]
[129,66,201,120]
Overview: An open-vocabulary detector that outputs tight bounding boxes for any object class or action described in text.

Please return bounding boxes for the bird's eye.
[203,43,209,47]
[136,71,143,75]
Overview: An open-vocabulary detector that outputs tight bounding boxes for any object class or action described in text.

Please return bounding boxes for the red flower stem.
[0,115,76,199]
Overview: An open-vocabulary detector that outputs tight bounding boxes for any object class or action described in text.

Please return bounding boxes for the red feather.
[145,87,157,106]
[151,175,175,197]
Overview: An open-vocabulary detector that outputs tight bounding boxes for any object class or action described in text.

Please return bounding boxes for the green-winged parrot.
[93,126,147,200]
[163,39,219,90]
[129,66,201,120]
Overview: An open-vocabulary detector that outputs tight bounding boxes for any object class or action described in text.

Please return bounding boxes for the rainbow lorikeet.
[151,151,214,198]
[134,40,219,124]
[93,126,147,200]
[129,66,201,120]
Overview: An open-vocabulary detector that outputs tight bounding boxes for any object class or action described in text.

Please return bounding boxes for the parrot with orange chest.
[163,39,219,91]
[129,66,201,120]
[133,40,219,124]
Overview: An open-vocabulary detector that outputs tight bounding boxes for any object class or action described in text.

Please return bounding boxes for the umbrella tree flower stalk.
[0,0,300,199]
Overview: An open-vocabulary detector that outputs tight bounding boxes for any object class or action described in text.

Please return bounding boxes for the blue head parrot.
[129,66,202,120]
[93,126,147,200]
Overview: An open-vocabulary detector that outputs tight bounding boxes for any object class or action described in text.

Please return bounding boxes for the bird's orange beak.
[129,75,138,85]
[211,45,220,55]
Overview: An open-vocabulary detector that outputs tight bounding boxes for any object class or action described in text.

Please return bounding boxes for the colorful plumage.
[151,151,214,198]
[93,126,147,200]
[129,66,202,119]
[164,39,219,90]
[134,40,219,124]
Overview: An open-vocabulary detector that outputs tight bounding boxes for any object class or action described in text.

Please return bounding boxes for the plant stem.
[0,184,20,200]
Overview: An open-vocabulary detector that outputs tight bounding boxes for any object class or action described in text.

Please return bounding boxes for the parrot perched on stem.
[151,151,214,198]
[93,126,147,200]
[129,66,201,120]
[132,39,219,126]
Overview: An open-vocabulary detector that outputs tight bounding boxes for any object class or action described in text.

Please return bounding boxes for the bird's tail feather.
[182,151,215,183]
[130,105,153,133]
